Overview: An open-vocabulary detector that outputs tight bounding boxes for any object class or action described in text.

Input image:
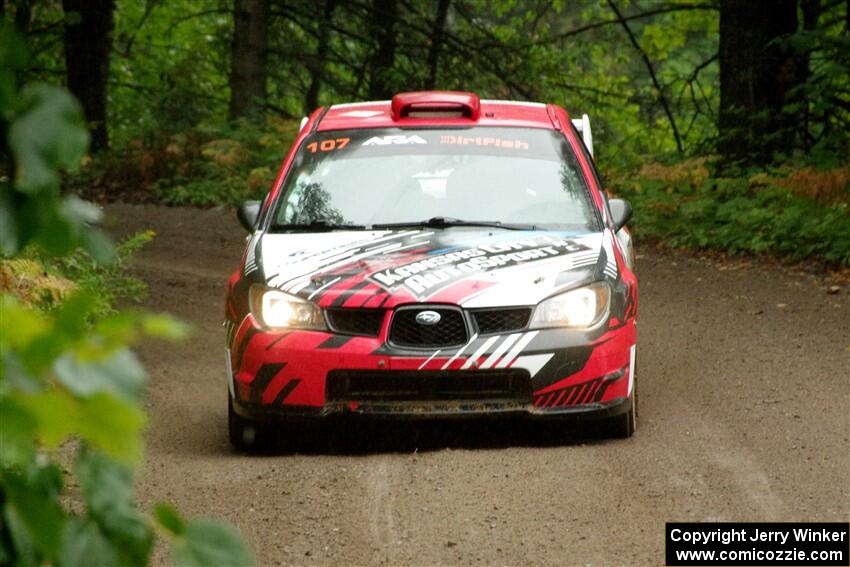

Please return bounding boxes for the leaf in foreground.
[169,518,255,567]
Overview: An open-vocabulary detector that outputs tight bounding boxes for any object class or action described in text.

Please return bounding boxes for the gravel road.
[105,203,849,566]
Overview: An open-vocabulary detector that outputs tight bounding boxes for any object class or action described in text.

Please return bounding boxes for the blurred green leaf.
[0,294,48,349]
[169,519,255,567]
[20,390,146,463]
[8,84,90,193]
[0,397,37,465]
[142,313,191,340]
[154,502,185,537]
[75,393,147,464]
[54,348,146,403]
[76,450,153,565]
[58,517,120,567]
[2,462,65,561]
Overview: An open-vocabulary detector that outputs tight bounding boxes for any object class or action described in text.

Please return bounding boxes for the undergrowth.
[612,158,850,266]
[0,230,153,317]
[71,118,299,207]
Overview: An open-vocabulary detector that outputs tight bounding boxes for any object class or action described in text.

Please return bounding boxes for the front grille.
[326,369,532,402]
[325,308,385,336]
[389,307,468,348]
[472,307,532,334]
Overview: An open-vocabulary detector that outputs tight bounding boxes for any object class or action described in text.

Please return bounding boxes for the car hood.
[252,228,617,308]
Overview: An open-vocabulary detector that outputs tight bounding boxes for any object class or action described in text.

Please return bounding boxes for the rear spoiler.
[571,114,594,157]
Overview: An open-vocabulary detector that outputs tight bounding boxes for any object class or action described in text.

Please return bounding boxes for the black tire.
[228,395,261,450]
[604,400,635,438]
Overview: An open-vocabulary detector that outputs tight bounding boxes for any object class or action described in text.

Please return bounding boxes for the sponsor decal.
[362,135,427,146]
[369,236,591,296]
[440,135,529,149]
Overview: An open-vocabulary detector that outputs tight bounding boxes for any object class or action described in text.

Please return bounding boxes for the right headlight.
[249,285,326,330]
[530,282,610,329]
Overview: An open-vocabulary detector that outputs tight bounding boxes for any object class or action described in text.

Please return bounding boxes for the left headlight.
[530,282,611,329]
[249,285,326,330]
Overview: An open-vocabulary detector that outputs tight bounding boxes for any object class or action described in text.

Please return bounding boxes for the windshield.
[270,127,601,232]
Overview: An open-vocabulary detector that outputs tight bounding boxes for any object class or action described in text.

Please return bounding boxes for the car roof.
[316,91,562,132]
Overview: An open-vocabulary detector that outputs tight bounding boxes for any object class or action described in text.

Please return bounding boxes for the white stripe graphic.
[271,241,418,290]
[479,333,522,369]
[284,241,392,290]
[270,229,420,275]
[441,333,478,369]
[511,353,553,377]
[628,344,636,395]
[331,100,390,109]
[482,99,546,108]
[307,276,342,300]
[288,279,312,294]
[461,336,501,369]
[571,253,599,261]
[495,331,539,368]
[418,350,442,370]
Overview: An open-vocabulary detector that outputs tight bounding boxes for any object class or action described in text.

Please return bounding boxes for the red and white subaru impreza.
[224,91,638,448]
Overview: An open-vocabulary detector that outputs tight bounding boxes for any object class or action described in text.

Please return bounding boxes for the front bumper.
[227,314,636,420]
[232,393,633,422]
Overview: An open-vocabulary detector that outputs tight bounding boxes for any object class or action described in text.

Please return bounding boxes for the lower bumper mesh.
[326,369,532,402]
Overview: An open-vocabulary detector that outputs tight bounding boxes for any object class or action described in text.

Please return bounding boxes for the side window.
[569,123,605,188]
[568,124,610,226]
[280,178,306,223]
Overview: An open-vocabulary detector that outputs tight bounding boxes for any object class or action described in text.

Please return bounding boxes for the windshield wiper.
[372,216,537,231]
[269,219,368,232]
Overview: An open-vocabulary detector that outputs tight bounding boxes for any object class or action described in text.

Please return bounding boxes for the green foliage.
[2,230,153,319]
[155,119,297,206]
[155,503,256,567]
[0,22,112,262]
[1,24,254,567]
[72,118,299,207]
[614,161,850,266]
[53,230,154,317]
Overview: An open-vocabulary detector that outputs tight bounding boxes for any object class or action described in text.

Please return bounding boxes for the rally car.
[224,91,638,448]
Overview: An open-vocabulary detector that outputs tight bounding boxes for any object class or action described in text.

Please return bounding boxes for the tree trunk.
[304,0,338,114]
[62,0,115,153]
[229,0,269,121]
[424,0,450,90]
[718,0,802,163]
[367,0,398,99]
[14,1,30,32]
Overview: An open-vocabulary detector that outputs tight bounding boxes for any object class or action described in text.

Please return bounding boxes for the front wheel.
[228,396,262,450]
[604,398,636,438]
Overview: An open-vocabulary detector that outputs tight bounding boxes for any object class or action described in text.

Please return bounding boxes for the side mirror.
[237,200,261,232]
[609,198,633,232]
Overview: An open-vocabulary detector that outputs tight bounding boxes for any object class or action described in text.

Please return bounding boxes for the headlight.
[530,282,610,329]
[249,285,326,330]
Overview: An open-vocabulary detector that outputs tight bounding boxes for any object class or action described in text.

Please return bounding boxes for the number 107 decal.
[306,138,350,153]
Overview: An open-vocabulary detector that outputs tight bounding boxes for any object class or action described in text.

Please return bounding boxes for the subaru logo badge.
[415,310,441,326]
